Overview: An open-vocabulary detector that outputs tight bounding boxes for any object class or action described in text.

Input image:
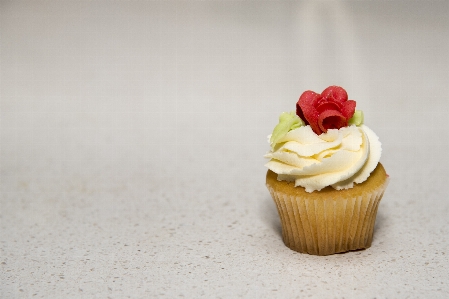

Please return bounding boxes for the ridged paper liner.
[266,165,388,256]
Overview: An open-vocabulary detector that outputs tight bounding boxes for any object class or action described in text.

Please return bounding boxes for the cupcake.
[265,86,388,256]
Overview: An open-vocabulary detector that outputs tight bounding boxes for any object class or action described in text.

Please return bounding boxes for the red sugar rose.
[296,86,356,135]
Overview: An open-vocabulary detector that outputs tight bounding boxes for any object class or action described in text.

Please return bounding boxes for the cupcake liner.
[267,180,388,256]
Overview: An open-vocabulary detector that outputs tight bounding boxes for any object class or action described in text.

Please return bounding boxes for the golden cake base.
[266,163,388,256]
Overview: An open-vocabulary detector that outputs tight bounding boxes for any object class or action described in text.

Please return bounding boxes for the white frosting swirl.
[264,125,381,192]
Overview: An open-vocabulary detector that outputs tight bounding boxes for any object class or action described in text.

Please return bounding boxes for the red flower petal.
[318,109,347,133]
[321,86,348,104]
[315,101,341,114]
[341,100,356,119]
[297,91,321,133]
[296,106,309,125]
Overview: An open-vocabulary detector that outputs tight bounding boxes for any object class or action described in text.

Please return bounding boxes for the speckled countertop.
[1,1,449,298]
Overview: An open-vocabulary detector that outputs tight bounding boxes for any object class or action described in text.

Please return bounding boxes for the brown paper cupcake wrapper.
[267,180,388,256]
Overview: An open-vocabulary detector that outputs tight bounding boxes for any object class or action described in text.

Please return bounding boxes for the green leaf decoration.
[348,110,364,126]
[270,111,304,147]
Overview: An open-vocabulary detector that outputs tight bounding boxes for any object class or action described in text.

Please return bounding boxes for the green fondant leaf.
[270,111,304,147]
[348,110,364,126]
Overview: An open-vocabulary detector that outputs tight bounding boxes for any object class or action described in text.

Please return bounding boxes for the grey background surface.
[1,1,449,298]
